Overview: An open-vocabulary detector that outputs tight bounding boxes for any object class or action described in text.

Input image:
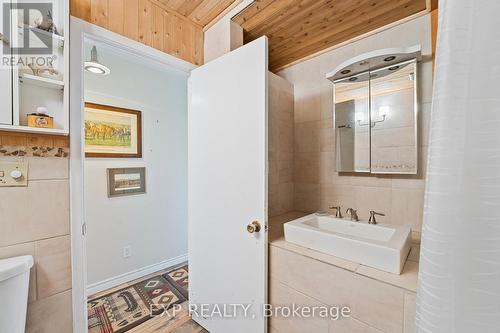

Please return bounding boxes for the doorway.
[69,17,195,333]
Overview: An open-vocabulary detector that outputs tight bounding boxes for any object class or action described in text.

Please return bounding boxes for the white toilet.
[0,255,34,333]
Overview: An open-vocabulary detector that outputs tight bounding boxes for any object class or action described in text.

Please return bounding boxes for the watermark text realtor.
[1,2,57,68]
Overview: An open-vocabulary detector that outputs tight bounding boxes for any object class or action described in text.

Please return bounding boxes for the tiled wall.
[269,245,417,333]
[277,14,433,232]
[268,72,295,217]
[0,132,73,333]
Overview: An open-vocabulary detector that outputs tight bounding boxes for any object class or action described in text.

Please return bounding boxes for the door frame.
[69,17,195,333]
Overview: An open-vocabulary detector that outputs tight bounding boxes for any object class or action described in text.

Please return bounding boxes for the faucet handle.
[329,205,342,218]
[368,211,385,224]
[346,208,359,222]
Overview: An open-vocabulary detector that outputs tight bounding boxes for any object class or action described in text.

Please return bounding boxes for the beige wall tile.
[278,152,294,184]
[278,183,294,214]
[295,121,321,153]
[0,242,37,302]
[319,184,355,213]
[26,290,73,333]
[404,292,417,333]
[36,236,72,299]
[295,87,321,123]
[278,119,294,154]
[319,152,334,185]
[268,72,295,218]
[354,186,392,223]
[351,275,405,333]
[0,180,70,247]
[294,153,319,183]
[320,121,334,153]
[269,184,281,218]
[294,183,320,212]
[269,278,329,333]
[329,317,383,333]
[269,151,280,185]
[270,246,353,307]
[391,187,425,231]
[356,260,419,293]
[269,325,282,333]
[408,243,421,262]
[27,157,69,180]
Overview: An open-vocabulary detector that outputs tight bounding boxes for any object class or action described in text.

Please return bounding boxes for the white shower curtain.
[416,1,500,332]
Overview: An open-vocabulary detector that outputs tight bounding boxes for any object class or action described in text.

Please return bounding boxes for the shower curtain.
[416,1,500,332]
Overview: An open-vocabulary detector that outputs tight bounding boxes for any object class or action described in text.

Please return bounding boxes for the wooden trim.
[84,102,143,158]
[273,9,430,73]
[203,0,243,32]
[431,8,438,74]
[0,130,70,147]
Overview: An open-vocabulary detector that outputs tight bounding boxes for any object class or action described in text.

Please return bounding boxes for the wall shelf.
[0,124,68,136]
[0,0,70,135]
[19,74,64,90]
[17,25,65,48]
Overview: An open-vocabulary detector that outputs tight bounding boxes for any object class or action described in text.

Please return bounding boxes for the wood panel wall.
[0,131,69,148]
[71,0,204,65]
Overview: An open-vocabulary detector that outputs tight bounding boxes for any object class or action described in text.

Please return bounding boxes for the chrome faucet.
[346,208,359,222]
[368,211,385,224]
[329,205,343,218]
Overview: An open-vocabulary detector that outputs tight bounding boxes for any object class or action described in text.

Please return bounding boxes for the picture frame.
[85,102,142,158]
[107,167,146,198]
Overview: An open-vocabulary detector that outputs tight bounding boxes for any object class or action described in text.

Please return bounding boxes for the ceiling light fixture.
[384,56,396,62]
[84,46,111,75]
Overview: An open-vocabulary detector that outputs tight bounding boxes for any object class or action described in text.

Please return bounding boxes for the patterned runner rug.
[88,264,189,333]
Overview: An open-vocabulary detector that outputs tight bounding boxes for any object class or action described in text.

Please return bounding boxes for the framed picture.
[85,103,142,158]
[107,168,146,198]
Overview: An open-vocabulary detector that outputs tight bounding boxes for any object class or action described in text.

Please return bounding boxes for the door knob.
[247,221,261,234]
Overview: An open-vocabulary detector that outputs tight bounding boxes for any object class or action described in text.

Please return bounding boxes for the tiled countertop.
[268,211,420,292]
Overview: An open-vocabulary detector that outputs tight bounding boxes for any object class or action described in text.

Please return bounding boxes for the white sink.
[284,214,411,274]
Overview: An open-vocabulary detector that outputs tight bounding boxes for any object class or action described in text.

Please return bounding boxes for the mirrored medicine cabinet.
[327,47,420,175]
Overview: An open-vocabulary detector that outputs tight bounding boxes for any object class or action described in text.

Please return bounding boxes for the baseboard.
[87,254,188,296]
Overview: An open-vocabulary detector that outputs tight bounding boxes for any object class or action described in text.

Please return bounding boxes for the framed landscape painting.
[85,103,142,158]
[107,168,146,197]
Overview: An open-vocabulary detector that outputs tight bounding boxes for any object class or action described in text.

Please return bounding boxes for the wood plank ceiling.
[156,0,240,27]
[233,0,430,71]
[71,0,239,65]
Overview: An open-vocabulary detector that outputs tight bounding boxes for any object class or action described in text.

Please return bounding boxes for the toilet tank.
[0,255,34,333]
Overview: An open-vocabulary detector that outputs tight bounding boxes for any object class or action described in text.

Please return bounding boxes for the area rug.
[88,264,189,333]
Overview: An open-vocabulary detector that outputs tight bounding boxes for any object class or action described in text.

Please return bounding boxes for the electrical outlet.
[122,246,132,258]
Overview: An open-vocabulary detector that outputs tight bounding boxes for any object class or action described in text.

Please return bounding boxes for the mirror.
[334,72,371,172]
[333,59,417,174]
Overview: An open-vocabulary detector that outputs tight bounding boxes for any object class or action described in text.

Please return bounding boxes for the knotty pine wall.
[71,0,204,65]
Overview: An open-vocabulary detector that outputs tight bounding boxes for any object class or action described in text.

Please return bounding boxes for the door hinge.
[82,222,87,236]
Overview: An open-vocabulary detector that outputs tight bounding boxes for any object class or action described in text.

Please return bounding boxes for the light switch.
[0,161,28,187]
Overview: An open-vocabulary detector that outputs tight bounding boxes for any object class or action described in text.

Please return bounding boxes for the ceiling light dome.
[84,46,111,75]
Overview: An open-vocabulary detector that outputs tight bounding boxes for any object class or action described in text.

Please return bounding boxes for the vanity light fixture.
[84,46,111,75]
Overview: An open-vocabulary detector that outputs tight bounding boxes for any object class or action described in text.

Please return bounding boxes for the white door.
[0,1,12,124]
[188,37,268,333]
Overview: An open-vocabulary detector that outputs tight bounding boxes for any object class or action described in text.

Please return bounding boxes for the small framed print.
[107,167,146,198]
[85,103,142,158]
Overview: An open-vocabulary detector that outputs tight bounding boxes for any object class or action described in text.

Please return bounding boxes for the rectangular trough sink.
[284,214,411,274]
